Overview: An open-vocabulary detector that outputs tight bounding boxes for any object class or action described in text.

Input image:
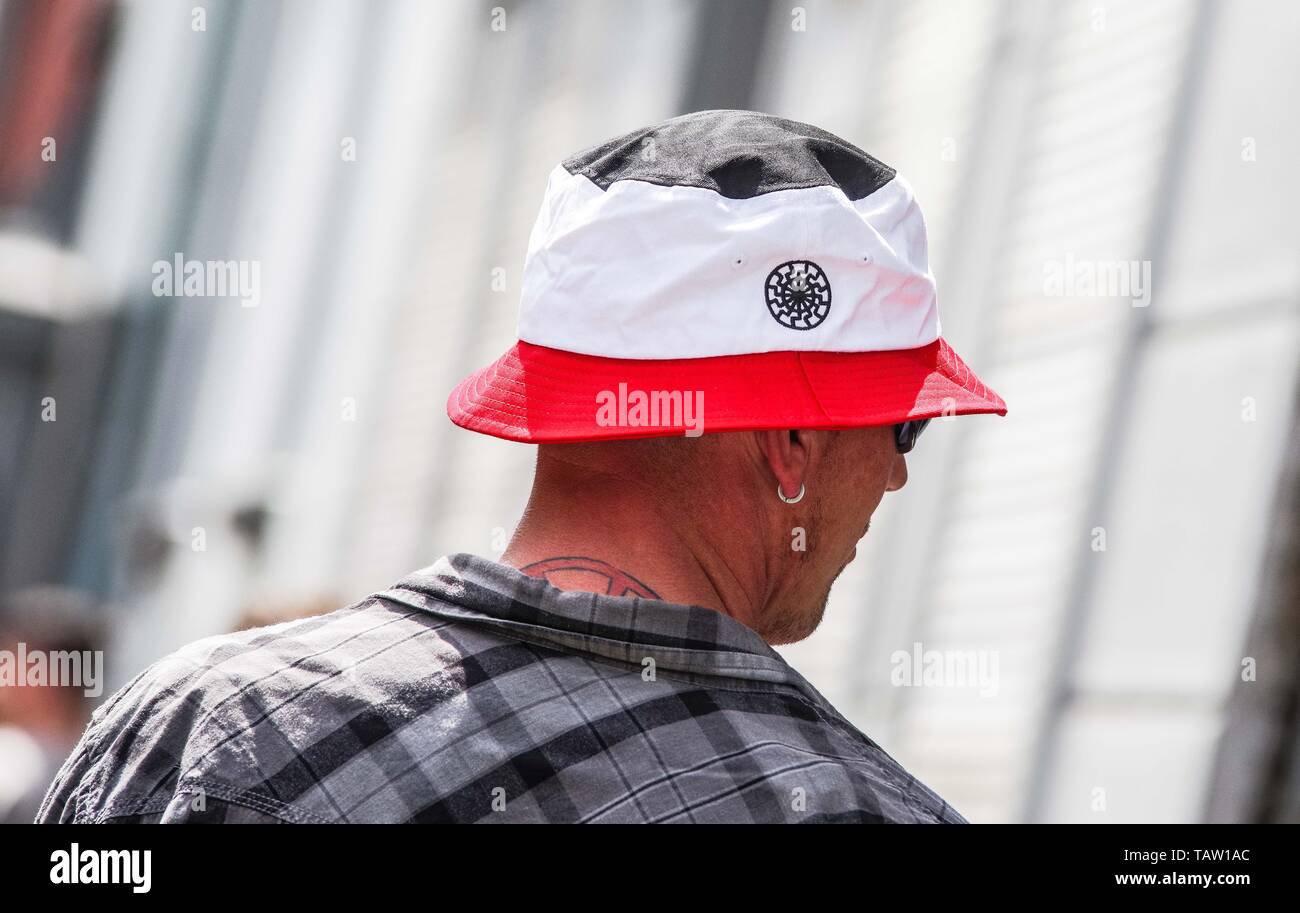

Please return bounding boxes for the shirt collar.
[379,554,831,704]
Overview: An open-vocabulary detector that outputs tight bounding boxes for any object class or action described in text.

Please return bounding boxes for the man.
[39,111,1004,823]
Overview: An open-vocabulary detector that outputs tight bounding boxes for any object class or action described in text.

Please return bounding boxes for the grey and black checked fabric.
[38,554,965,824]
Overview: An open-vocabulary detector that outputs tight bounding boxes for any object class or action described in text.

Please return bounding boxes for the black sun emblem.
[764,260,832,330]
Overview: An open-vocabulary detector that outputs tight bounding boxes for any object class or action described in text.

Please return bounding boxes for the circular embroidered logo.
[764,260,831,330]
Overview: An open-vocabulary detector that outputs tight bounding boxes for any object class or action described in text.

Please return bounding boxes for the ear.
[756,429,813,501]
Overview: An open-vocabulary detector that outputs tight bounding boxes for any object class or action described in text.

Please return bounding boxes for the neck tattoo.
[520,556,661,599]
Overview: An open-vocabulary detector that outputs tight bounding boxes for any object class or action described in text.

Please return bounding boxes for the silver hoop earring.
[777,482,805,504]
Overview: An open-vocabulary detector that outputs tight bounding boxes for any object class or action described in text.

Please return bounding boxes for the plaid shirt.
[38,554,965,823]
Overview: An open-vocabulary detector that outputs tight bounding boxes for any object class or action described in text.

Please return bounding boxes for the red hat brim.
[447,339,1005,443]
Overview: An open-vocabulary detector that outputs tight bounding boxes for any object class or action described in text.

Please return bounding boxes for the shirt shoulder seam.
[88,779,328,824]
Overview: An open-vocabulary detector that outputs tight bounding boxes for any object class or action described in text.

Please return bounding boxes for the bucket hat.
[448,110,1005,442]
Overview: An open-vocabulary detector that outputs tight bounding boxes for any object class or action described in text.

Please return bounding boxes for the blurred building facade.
[1,0,1297,822]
